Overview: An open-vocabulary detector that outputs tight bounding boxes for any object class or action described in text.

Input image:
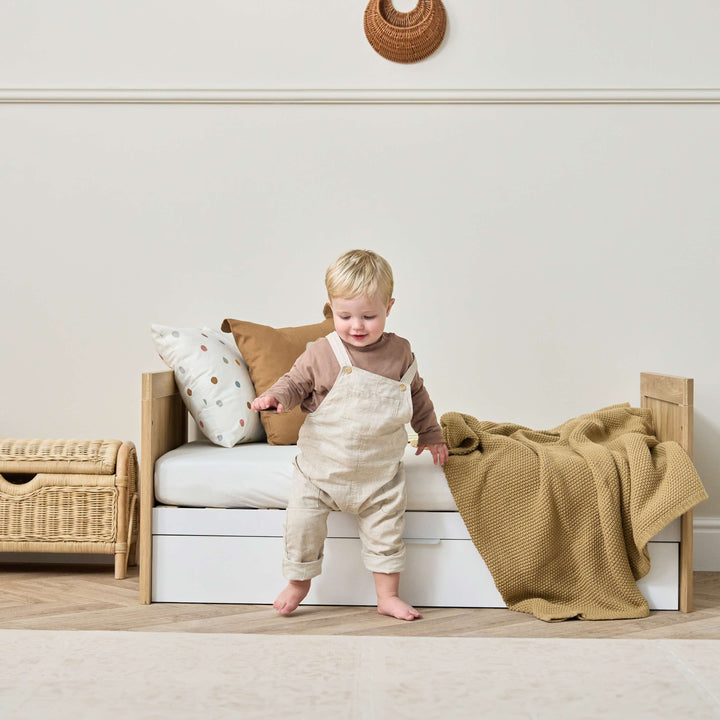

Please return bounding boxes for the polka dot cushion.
[151,325,265,447]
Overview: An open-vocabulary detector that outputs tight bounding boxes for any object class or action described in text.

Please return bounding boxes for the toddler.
[251,249,448,620]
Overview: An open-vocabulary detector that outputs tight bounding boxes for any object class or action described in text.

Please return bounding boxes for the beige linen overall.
[283,331,417,581]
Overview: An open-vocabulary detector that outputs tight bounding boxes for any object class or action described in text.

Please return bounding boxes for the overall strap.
[400,355,418,386]
[326,331,353,369]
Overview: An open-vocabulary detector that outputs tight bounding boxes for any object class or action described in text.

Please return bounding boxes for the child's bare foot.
[273,580,311,615]
[377,596,422,621]
[373,572,421,620]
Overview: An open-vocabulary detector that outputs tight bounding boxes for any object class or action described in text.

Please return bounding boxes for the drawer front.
[152,508,470,539]
[638,542,679,610]
[152,535,679,610]
[153,507,679,543]
[152,535,503,606]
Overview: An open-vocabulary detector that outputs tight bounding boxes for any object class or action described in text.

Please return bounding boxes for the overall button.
[399,384,406,391]
[343,366,352,374]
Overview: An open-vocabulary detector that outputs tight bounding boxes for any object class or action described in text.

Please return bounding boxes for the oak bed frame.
[138,371,695,611]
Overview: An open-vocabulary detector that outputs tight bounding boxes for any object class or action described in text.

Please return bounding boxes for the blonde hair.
[325,250,394,305]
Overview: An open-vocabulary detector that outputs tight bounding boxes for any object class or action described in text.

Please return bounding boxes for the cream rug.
[2,631,719,720]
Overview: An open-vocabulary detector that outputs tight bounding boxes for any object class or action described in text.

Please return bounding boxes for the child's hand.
[415,442,449,466]
[251,395,284,414]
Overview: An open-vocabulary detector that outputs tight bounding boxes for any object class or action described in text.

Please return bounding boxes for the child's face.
[330,293,394,348]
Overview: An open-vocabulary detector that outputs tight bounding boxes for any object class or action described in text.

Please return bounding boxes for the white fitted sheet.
[155,441,457,511]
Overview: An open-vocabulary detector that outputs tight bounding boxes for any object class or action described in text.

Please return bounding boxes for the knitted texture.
[441,404,707,622]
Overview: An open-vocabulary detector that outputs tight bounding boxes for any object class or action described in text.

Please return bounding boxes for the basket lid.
[0,439,122,475]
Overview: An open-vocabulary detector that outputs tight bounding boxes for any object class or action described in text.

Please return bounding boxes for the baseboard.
[694,517,720,571]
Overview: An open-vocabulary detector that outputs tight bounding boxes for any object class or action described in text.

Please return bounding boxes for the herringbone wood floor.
[1,564,719,638]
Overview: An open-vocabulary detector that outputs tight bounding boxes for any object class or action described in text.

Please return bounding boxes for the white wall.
[1,2,718,562]
[2,0,720,89]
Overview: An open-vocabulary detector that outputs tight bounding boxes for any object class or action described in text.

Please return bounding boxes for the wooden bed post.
[140,371,187,604]
[640,372,694,613]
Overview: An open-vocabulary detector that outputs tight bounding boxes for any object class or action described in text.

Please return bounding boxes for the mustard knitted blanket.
[440,404,707,622]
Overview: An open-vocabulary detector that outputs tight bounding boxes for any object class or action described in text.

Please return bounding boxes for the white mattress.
[155,441,457,511]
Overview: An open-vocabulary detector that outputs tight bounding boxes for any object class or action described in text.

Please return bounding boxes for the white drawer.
[153,507,471,539]
[637,542,679,610]
[152,535,502,606]
[152,534,678,610]
[153,507,680,542]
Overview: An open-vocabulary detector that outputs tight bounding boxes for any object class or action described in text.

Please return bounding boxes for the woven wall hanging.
[364,0,447,64]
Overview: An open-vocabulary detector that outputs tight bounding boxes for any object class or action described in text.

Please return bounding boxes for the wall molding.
[1,88,720,105]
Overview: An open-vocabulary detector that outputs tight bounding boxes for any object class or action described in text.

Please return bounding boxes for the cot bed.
[139,371,696,613]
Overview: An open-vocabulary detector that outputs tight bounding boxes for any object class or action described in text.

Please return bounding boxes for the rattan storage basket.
[0,439,139,579]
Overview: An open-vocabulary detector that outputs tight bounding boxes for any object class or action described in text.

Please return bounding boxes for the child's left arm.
[409,372,448,466]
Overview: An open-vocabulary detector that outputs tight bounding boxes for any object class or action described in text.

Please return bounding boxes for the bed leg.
[679,509,694,612]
